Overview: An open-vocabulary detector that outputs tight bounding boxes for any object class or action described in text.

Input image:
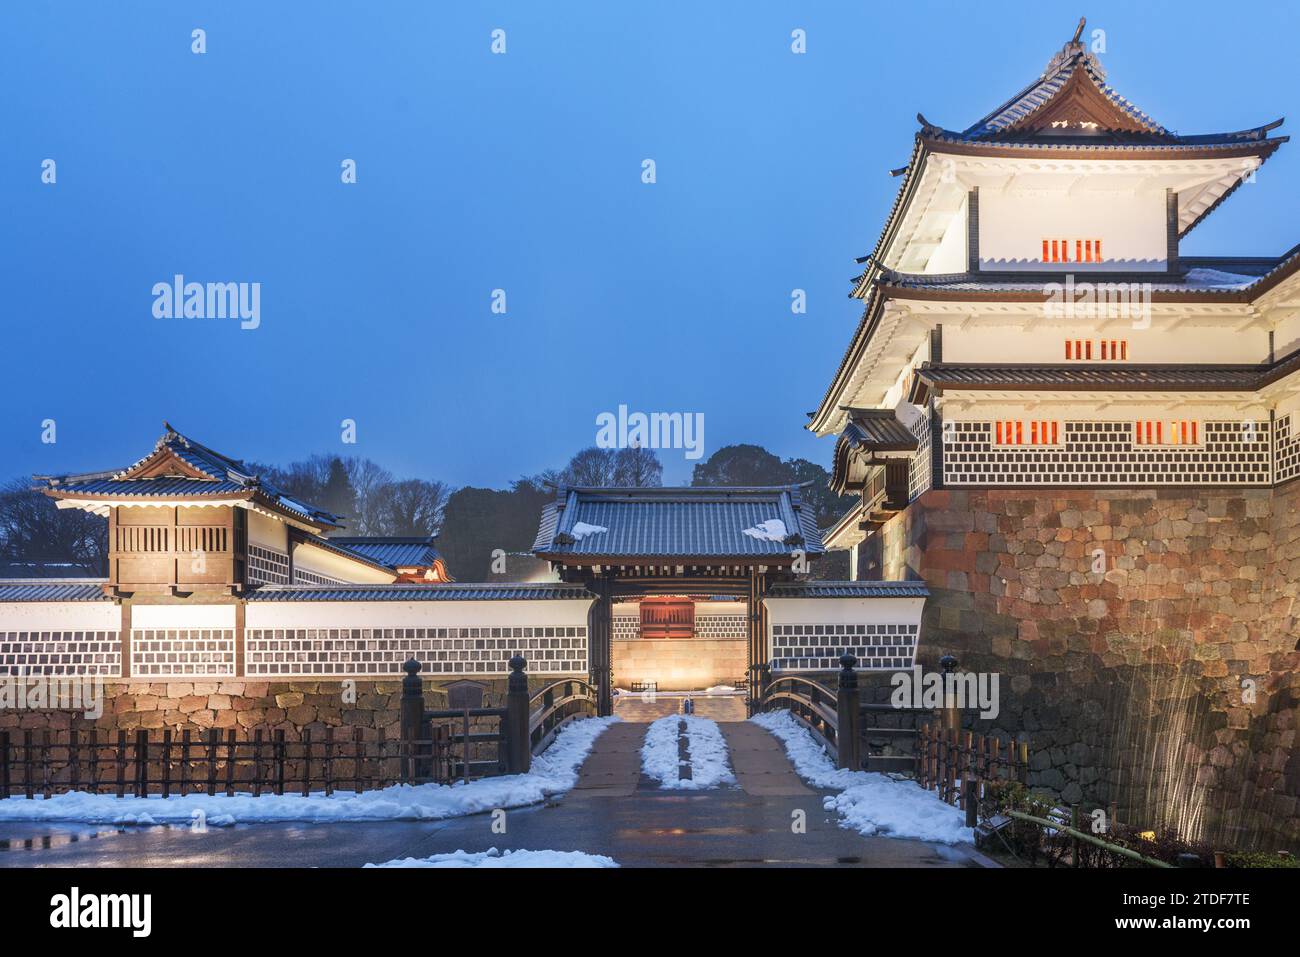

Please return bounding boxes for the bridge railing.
[399,656,596,783]
[760,672,841,758]
[524,671,598,762]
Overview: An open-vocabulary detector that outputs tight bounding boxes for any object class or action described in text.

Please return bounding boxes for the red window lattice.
[1042,239,1103,264]
[1066,339,1128,361]
[1133,421,1199,446]
[995,421,1059,446]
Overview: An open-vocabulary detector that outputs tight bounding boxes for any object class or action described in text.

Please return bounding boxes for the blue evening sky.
[3,1,1298,488]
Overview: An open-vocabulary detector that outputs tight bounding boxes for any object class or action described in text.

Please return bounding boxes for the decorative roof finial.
[1043,16,1101,79]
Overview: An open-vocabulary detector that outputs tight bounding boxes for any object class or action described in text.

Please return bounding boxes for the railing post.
[939,654,960,734]
[505,655,531,775]
[400,658,424,784]
[836,653,862,771]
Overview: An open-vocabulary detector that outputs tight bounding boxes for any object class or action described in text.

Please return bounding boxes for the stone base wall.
[612,638,747,691]
[879,484,1300,851]
[0,675,556,741]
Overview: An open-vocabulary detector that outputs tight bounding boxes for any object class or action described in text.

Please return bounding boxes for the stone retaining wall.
[0,676,552,741]
[877,484,1300,851]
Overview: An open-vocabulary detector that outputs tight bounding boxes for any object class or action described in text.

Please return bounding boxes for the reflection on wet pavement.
[0,721,991,868]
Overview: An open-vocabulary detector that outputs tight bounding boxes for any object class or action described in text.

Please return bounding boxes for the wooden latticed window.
[1066,339,1128,360]
[1041,238,1103,263]
[1133,420,1199,446]
[994,420,1060,446]
[639,598,694,639]
[1099,339,1128,360]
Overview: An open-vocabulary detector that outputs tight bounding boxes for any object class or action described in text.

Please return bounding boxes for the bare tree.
[372,479,451,536]
[562,447,619,486]
[613,445,663,487]
[344,458,396,535]
[0,479,107,574]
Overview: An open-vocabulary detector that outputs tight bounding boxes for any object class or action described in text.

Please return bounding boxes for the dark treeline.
[0,443,851,581]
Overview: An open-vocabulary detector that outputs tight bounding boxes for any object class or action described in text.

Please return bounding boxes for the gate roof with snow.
[532,485,824,565]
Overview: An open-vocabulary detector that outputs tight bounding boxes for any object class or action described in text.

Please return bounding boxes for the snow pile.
[640,715,685,785]
[751,710,971,845]
[640,715,735,790]
[1182,268,1256,290]
[570,522,608,541]
[366,847,618,868]
[681,716,737,789]
[0,716,620,825]
[741,519,788,543]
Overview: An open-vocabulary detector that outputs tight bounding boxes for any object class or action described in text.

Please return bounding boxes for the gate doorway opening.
[612,596,749,692]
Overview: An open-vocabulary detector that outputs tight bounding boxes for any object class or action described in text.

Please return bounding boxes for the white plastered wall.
[246,598,594,631]
[980,187,1168,269]
[942,320,1267,365]
[763,596,925,630]
[0,601,120,632]
[291,542,394,584]
[246,510,289,552]
[131,605,236,629]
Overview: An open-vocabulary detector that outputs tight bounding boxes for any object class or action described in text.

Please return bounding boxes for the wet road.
[0,719,991,868]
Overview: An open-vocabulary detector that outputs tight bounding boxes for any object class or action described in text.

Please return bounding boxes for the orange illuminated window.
[1066,339,1128,361]
[1041,238,1103,264]
[1134,420,1199,446]
[995,420,1059,446]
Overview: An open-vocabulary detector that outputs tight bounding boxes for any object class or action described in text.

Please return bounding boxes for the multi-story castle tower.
[814,21,1300,850]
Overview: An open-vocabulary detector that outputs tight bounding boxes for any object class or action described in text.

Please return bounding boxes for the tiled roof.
[245,583,594,602]
[36,424,343,529]
[533,486,825,559]
[841,409,918,452]
[46,476,249,496]
[914,363,1266,394]
[294,535,402,575]
[830,409,920,495]
[928,126,1286,152]
[961,43,1166,141]
[877,267,1264,296]
[0,580,110,602]
[765,581,929,599]
[327,537,440,569]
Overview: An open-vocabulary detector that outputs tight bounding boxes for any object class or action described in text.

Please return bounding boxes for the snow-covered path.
[640,715,736,790]
[0,716,620,826]
[0,715,987,868]
[751,710,972,845]
[366,848,618,868]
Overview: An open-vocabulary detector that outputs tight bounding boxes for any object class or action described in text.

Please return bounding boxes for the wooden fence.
[0,654,595,799]
[915,720,1029,826]
[757,652,1030,826]
[0,725,460,799]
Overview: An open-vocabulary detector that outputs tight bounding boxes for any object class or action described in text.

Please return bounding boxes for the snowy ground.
[0,716,620,826]
[640,715,736,790]
[751,710,971,845]
[366,847,618,868]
